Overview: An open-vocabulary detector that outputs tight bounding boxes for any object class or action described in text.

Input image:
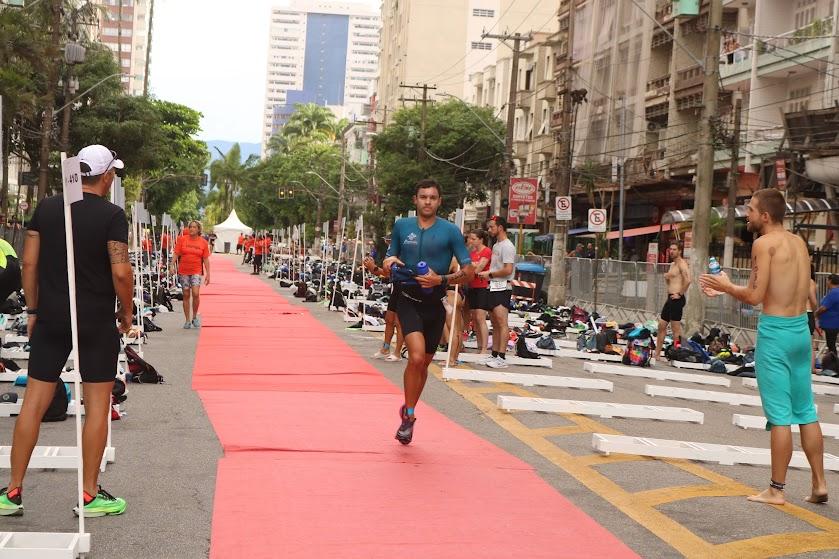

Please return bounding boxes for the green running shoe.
[0,487,22,516]
[73,487,126,517]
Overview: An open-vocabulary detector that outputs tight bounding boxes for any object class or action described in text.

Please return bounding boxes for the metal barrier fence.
[564,257,834,347]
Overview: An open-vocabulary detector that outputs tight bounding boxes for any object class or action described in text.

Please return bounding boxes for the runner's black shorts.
[28,319,120,383]
[466,287,490,311]
[487,289,513,310]
[661,294,686,322]
[395,292,446,355]
[387,284,401,313]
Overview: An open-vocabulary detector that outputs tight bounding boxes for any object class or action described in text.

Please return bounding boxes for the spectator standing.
[0,144,132,517]
[477,216,516,368]
[816,274,839,354]
[466,229,492,353]
[173,220,210,329]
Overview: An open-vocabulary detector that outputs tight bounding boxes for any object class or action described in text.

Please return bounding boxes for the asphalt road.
[0,308,221,558]
[252,256,839,559]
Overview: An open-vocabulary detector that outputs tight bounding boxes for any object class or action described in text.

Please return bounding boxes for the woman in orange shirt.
[173,220,211,329]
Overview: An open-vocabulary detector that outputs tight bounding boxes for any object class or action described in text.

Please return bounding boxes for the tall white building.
[261,0,380,152]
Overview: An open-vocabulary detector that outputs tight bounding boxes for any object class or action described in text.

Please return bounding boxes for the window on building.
[788,86,811,112]
[471,41,492,50]
[472,8,495,17]
[794,0,818,30]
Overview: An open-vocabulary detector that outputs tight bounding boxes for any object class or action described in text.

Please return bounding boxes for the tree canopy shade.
[373,99,505,216]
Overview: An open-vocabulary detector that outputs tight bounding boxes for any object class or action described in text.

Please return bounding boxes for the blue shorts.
[178,274,203,288]
[755,313,818,429]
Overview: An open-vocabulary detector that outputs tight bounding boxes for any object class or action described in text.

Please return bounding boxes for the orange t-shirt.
[175,235,209,275]
[237,235,244,245]
[254,238,265,256]
[141,238,152,253]
[244,238,253,250]
[160,233,170,249]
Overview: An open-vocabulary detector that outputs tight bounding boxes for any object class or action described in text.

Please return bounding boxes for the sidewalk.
[194,256,639,558]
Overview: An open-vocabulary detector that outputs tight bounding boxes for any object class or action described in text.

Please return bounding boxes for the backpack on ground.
[43,382,70,422]
[622,339,652,367]
[294,282,308,298]
[124,346,164,384]
[143,316,162,332]
[536,335,556,350]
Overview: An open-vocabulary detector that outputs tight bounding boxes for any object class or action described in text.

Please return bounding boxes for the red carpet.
[193,256,639,559]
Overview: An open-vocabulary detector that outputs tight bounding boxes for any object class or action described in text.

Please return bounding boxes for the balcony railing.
[759,17,832,53]
[674,65,703,92]
[645,74,670,97]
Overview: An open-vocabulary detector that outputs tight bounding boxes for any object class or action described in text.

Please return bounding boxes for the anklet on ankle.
[770,479,785,491]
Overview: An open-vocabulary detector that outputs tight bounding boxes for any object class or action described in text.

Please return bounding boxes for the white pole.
[443,207,466,371]
[60,153,86,540]
[359,216,365,323]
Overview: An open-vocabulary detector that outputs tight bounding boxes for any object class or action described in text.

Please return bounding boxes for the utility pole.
[335,121,354,238]
[483,31,532,218]
[143,0,155,97]
[547,0,575,306]
[36,0,63,203]
[399,83,436,160]
[618,96,626,261]
[684,0,723,335]
[723,93,742,269]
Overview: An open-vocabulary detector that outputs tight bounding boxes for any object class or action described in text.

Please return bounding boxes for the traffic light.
[278,187,286,199]
[287,188,294,199]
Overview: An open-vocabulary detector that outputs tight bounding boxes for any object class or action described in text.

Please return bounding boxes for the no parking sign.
[588,209,607,233]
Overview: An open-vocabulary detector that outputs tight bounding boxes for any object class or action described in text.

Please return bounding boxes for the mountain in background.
[205,140,261,164]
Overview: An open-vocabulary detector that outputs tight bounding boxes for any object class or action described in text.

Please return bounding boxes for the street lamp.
[304,171,341,197]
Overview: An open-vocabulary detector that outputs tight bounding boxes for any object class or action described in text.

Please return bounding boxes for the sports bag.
[622,339,651,367]
[43,382,70,422]
[124,346,164,384]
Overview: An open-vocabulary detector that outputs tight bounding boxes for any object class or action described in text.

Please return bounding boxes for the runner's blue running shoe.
[395,415,416,445]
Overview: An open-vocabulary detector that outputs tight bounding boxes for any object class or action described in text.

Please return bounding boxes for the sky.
[150,0,379,144]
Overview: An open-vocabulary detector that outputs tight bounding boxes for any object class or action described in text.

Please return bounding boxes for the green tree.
[207,143,256,224]
[374,99,505,217]
[266,103,345,154]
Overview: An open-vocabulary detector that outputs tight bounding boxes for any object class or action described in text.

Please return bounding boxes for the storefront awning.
[661,197,839,225]
[605,223,676,240]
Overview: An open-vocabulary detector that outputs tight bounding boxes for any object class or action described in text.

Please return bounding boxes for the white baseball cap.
[77,144,125,177]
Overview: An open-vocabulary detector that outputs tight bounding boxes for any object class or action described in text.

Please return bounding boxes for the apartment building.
[467,31,560,227]
[532,0,839,253]
[377,1,556,115]
[97,0,151,96]
[261,0,380,153]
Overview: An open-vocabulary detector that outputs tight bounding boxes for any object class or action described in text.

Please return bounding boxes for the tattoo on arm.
[107,241,130,265]
[444,269,467,285]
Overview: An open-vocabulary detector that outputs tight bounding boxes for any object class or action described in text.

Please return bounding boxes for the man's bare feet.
[805,486,828,503]
[747,487,786,505]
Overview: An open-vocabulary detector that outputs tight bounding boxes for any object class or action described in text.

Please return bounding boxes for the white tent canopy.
[212,209,252,253]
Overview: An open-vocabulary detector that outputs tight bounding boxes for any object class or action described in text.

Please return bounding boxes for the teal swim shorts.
[755,313,818,430]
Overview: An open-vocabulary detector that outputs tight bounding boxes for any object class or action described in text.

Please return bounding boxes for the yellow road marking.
[426,363,839,558]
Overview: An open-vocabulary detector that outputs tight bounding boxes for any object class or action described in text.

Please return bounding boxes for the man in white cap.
[0,145,134,518]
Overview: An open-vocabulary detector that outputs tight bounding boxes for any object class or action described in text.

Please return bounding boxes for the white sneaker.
[371,350,389,360]
[385,353,401,362]
[480,355,497,366]
[486,357,508,369]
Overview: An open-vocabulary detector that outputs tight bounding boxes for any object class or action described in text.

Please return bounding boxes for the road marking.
[426,362,839,558]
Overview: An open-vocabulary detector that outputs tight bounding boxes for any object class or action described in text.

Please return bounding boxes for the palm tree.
[208,143,251,221]
[265,103,341,154]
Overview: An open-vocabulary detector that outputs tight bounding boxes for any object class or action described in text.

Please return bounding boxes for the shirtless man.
[700,188,827,506]
[654,242,690,360]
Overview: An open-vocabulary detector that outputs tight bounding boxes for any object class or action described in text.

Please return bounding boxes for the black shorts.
[386,284,401,313]
[808,311,816,335]
[487,289,512,311]
[236,244,243,251]
[661,295,686,322]
[254,254,263,266]
[395,293,446,355]
[466,287,490,311]
[28,319,120,383]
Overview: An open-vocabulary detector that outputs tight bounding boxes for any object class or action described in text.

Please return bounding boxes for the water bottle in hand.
[415,261,434,294]
[708,257,721,275]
